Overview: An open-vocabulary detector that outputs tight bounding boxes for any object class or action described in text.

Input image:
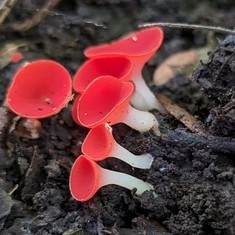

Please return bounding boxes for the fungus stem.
[123,105,160,135]
[70,155,154,201]
[100,168,154,195]
[131,71,166,113]
[112,143,154,169]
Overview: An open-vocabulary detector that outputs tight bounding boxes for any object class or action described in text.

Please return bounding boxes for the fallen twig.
[156,94,206,135]
[0,0,17,25]
[0,0,61,32]
[139,22,235,35]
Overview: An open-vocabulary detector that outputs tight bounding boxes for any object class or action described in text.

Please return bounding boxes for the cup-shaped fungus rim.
[84,27,164,62]
[69,155,99,202]
[73,56,133,93]
[77,75,134,128]
[70,155,154,202]
[71,95,81,125]
[82,124,113,161]
[7,60,72,118]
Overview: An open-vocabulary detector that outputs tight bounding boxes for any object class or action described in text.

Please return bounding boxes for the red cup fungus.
[73,56,133,93]
[71,95,82,125]
[76,75,159,134]
[7,60,72,119]
[70,155,154,202]
[84,27,166,112]
[82,124,153,169]
[10,52,23,64]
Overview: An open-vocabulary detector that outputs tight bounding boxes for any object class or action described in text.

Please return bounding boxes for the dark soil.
[0,1,235,235]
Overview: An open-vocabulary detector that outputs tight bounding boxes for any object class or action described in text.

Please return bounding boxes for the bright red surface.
[71,95,81,125]
[82,125,113,160]
[77,76,134,127]
[84,27,164,65]
[10,52,23,63]
[7,60,72,118]
[69,155,99,201]
[73,56,133,93]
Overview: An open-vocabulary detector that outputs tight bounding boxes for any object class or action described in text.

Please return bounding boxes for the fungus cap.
[7,60,72,118]
[82,124,113,161]
[84,27,164,66]
[84,27,165,113]
[71,95,81,125]
[77,75,134,128]
[10,52,23,63]
[69,155,99,202]
[73,56,133,93]
[82,124,154,169]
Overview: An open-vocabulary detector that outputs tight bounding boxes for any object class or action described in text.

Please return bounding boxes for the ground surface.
[0,1,235,235]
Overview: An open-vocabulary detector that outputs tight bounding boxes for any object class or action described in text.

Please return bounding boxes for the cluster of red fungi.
[6,27,165,202]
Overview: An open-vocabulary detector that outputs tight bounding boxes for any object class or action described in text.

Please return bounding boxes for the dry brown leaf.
[11,117,43,139]
[153,47,212,86]
[153,32,218,85]
[154,49,197,85]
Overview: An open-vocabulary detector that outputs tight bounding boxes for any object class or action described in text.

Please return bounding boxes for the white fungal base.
[100,168,154,195]
[131,73,166,113]
[111,143,153,169]
[123,105,160,135]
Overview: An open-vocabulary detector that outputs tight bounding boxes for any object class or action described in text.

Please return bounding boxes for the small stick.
[0,0,61,32]
[139,22,235,35]
[0,0,17,25]
[156,94,206,135]
[9,184,19,195]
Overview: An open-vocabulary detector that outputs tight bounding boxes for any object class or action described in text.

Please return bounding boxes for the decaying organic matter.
[192,35,235,137]
[0,1,235,235]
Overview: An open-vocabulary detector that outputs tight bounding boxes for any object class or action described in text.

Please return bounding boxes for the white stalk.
[122,105,160,135]
[111,142,153,169]
[100,168,154,195]
[130,72,166,113]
